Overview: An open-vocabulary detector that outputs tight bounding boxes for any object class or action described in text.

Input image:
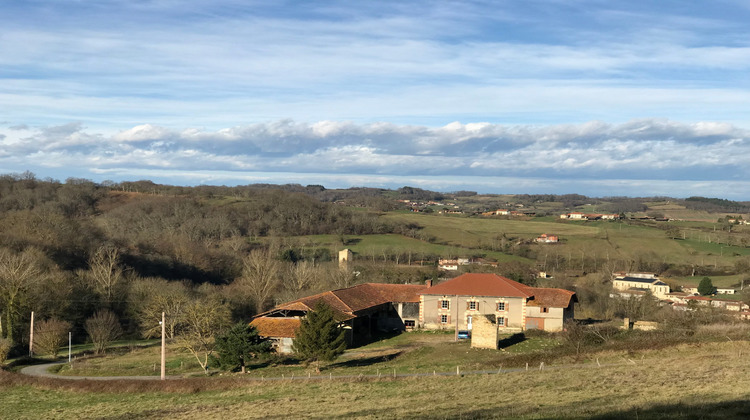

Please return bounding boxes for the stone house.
[418,273,576,333]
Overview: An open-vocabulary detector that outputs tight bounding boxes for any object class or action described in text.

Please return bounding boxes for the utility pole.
[29,311,34,357]
[68,332,72,363]
[161,311,166,380]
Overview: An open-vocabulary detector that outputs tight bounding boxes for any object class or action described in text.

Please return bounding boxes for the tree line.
[0,172,414,360]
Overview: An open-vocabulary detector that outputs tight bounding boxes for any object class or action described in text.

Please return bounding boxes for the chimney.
[425,279,432,288]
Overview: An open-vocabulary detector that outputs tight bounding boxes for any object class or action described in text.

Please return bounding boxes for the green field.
[4,339,750,419]
[669,274,749,289]
[53,331,561,379]
[374,213,750,270]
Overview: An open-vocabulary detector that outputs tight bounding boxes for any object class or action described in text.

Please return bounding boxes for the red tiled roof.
[250,317,301,338]
[420,273,575,308]
[361,283,426,303]
[262,283,428,320]
[526,287,576,308]
[420,273,533,298]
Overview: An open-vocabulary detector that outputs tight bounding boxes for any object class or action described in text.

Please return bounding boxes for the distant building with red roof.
[419,273,576,332]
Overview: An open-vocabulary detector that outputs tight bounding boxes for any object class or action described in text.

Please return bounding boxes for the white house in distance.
[612,272,670,299]
[534,234,559,243]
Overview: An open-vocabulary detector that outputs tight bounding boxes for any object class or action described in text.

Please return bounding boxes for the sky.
[1,0,750,199]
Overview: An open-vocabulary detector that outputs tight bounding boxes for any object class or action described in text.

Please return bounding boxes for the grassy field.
[377,212,750,269]
[669,274,749,289]
[297,233,530,263]
[3,339,750,419]
[282,210,750,274]
[52,331,561,379]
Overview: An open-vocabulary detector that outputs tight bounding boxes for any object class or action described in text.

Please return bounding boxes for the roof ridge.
[328,289,356,313]
[500,275,533,297]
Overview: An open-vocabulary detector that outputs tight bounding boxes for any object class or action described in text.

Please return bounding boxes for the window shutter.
[466,301,470,310]
[475,302,479,311]
[438,299,441,309]
[447,314,451,324]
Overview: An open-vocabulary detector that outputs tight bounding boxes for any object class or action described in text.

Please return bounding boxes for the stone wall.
[471,315,498,349]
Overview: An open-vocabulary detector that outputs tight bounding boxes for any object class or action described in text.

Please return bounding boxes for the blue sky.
[2,1,750,198]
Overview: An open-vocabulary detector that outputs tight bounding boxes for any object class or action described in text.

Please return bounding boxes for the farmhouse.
[612,272,670,299]
[419,273,576,332]
[534,234,559,243]
[251,283,426,353]
[560,212,621,220]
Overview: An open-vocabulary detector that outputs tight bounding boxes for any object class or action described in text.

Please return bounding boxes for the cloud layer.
[2,118,749,198]
[1,2,749,197]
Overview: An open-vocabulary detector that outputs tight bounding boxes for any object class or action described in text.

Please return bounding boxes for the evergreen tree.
[698,277,715,296]
[292,302,346,371]
[214,323,271,373]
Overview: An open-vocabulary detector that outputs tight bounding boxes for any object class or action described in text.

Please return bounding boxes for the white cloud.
[3,119,749,196]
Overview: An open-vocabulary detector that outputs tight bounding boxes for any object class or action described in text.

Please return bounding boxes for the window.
[497,317,505,326]
[440,314,448,324]
[497,302,506,311]
[541,307,549,313]
[440,300,450,310]
[469,301,477,310]
[404,320,416,328]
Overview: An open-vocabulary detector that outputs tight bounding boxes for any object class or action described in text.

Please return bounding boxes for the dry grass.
[3,341,750,419]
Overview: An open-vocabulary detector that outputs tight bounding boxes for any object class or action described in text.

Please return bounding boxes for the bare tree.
[326,264,358,290]
[129,278,191,339]
[83,246,125,303]
[176,296,231,373]
[0,247,48,341]
[234,248,281,314]
[286,261,319,294]
[34,318,71,357]
[85,309,122,354]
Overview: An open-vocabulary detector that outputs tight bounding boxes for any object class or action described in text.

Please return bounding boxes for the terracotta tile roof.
[356,283,426,303]
[261,283,428,320]
[420,273,575,308]
[420,273,533,298]
[526,287,576,308]
[250,317,301,338]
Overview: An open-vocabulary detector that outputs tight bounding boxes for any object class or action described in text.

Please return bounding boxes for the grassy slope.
[53,331,559,378]
[4,341,750,419]
[374,213,750,269]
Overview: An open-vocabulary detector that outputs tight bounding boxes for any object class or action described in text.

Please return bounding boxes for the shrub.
[0,338,12,364]
[85,309,123,354]
[33,318,71,357]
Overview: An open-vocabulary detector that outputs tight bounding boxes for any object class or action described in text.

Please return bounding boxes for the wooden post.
[29,311,34,357]
[160,312,166,380]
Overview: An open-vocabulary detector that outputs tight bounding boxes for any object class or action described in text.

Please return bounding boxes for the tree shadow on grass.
[498,333,526,349]
[325,351,403,369]
[588,400,750,420]
[412,399,750,420]
[248,356,302,370]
